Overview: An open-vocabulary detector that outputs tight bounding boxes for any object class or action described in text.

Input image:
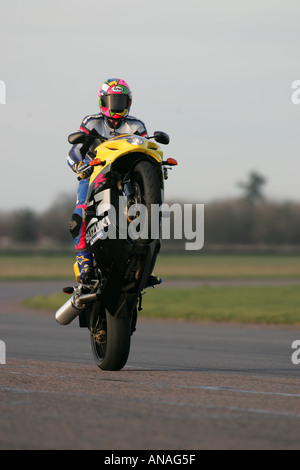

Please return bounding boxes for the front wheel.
[90,301,131,371]
[129,160,162,243]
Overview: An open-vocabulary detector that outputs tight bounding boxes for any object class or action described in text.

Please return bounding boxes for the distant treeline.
[204,198,300,249]
[0,193,300,252]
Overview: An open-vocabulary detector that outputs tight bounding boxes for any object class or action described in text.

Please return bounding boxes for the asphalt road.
[1,281,300,450]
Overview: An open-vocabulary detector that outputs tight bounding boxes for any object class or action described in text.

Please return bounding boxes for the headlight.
[126,136,144,145]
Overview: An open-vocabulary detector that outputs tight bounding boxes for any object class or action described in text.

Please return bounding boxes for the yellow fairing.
[89,135,163,185]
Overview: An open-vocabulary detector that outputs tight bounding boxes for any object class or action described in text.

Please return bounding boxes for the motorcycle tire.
[90,301,131,371]
[130,160,162,243]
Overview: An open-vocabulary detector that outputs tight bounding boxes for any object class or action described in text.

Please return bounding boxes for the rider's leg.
[69,179,162,286]
[69,178,93,281]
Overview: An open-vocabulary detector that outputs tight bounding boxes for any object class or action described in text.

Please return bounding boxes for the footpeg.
[63,286,75,294]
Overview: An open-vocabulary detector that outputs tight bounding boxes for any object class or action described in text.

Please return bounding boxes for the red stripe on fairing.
[141,132,148,137]
[75,204,87,210]
[79,127,90,134]
[94,174,106,189]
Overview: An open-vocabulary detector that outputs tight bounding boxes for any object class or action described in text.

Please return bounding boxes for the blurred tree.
[238,171,266,203]
[39,192,75,244]
[11,209,39,242]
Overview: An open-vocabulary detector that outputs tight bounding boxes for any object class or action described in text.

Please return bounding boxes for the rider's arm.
[67,144,83,172]
[134,120,148,138]
[67,115,94,173]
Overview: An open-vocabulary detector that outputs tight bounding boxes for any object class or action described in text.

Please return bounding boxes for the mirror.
[68,131,89,145]
[153,131,170,145]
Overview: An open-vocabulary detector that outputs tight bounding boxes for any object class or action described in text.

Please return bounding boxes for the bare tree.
[238,171,266,203]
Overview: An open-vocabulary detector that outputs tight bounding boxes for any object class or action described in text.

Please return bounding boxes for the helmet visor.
[101,94,129,112]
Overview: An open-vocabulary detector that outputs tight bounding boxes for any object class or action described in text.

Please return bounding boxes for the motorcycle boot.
[76,250,94,284]
[146,275,162,288]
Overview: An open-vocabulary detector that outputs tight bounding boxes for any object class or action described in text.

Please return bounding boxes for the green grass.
[155,253,300,279]
[143,285,300,324]
[24,293,68,311]
[4,252,300,324]
[24,285,300,325]
[0,253,74,280]
[1,252,300,280]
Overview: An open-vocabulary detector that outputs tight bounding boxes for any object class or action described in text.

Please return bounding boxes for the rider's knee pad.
[69,213,82,240]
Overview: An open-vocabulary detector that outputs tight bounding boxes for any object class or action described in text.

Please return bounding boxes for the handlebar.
[68,129,170,146]
[68,129,108,145]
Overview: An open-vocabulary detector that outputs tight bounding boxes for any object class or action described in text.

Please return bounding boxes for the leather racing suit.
[68,113,148,251]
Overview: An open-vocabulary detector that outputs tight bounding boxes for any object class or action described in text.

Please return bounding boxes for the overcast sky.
[1,0,299,212]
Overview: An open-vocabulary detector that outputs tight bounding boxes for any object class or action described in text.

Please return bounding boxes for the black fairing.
[85,155,161,316]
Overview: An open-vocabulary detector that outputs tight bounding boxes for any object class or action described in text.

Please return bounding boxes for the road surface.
[0,281,300,450]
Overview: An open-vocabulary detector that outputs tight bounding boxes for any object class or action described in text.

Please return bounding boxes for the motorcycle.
[55,128,177,370]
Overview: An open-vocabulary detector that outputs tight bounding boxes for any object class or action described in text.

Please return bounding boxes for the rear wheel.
[90,301,131,371]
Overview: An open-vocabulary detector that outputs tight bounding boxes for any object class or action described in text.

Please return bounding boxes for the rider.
[68,78,148,282]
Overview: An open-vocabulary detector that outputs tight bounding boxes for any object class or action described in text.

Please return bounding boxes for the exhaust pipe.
[55,292,97,325]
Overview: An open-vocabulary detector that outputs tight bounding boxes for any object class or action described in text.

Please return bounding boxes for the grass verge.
[23,284,300,325]
[2,253,300,280]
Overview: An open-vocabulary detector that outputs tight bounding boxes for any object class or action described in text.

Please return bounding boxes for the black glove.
[74,161,93,179]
